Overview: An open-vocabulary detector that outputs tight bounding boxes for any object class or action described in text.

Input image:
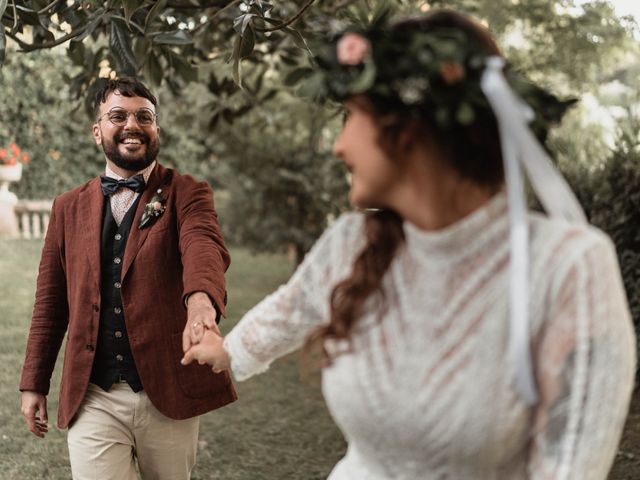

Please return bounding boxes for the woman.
[183,10,636,479]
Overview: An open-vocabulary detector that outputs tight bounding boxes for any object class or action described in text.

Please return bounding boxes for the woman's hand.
[181,329,231,373]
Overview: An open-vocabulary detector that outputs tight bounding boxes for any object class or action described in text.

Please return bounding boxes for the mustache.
[115,132,150,143]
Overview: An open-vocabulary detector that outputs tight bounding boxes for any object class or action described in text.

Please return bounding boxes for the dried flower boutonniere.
[139,189,166,229]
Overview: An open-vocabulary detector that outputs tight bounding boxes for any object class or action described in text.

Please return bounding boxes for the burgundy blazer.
[20,163,237,428]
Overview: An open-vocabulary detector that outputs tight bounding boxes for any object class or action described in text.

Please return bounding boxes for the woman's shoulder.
[528,212,616,273]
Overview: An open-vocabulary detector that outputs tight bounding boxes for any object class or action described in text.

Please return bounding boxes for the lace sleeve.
[528,233,636,480]
[224,213,365,381]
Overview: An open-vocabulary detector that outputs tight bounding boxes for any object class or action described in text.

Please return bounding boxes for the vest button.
[116,354,124,362]
[86,344,94,352]
[114,331,123,339]
[115,233,122,241]
[114,282,121,289]
[114,257,122,265]
[114,306,122,314]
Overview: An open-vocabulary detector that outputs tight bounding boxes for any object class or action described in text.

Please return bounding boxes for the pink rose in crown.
[337,33,371,66]
[153,201,162,211]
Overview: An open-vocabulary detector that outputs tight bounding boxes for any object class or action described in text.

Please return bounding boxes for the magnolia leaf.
[231,35,242,86]
[0,28,5,66]
[164,48,198,82]
[144,50,163,87]
[152,30,193,46]
[73,9,107,43]
[283,27,311,54]
[122,0,145,27]
[145,0,167,31]
[67,39,86,65]
[110,19,137,75]
[233,13,255,35]
[133,36,151,68]
[240,26,255,59]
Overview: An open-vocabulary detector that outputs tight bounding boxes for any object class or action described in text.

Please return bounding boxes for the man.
[19,78,236,480]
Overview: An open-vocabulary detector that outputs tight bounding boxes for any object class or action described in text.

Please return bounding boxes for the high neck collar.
[402,191,509,264]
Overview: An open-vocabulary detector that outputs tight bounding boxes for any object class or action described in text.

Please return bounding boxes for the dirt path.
[610,389,640,479]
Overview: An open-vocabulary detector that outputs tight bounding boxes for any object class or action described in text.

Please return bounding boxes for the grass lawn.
[1,239,637,479]
[0,240,346,479]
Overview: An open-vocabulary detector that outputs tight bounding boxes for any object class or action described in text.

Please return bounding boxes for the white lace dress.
[223,193,636,480]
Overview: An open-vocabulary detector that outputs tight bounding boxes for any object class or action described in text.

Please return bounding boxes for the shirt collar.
[104,161,156,184]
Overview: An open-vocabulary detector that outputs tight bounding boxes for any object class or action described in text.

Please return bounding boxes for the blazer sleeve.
[176,177,230,317]
[19,198,70,395]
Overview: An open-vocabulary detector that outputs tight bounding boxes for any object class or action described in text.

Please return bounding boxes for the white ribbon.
[480,56,586,406]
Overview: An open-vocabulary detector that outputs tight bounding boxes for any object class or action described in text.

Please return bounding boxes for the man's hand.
[181,329,231,373]
[21,391,49,438]
[183,291,221,352]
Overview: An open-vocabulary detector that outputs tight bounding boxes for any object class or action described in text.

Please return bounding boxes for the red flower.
[1,142,29,165]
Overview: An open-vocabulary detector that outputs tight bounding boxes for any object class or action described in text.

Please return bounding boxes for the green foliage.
[560,123,640,378]
[0,50,100,199]
[211,98,350,263]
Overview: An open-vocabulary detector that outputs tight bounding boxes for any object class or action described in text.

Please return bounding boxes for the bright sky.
[578,0,640,19]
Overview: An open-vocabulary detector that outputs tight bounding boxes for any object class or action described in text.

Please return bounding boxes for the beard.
[102,130,160,172]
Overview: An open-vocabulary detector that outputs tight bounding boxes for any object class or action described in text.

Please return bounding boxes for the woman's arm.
[183,213,365,380]
[528,234,636,479]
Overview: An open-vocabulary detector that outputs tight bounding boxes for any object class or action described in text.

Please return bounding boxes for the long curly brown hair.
[305,10,506,365]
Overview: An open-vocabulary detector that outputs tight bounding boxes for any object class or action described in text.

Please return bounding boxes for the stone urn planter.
[0,163,23,238]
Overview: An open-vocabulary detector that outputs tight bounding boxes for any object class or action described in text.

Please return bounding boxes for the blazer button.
[114,331,123,339]
[114,257,122,265]
[114,282,121,289]
[116,354,124,362]
[114,306,122,314]
[115,233,122,241]
[86,344,95,352]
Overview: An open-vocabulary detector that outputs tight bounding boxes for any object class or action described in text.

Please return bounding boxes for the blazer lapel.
[79,177,105,291]
[121,163,167,280]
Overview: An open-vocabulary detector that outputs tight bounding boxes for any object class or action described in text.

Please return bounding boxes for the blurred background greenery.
[1,0,640,478]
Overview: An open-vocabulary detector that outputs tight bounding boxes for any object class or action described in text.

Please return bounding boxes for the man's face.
[92,91,160,173]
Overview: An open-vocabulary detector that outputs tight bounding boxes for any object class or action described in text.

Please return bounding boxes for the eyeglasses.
[97,108,158,127]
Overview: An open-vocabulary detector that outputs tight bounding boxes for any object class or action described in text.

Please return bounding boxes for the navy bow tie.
[100,174,146,196]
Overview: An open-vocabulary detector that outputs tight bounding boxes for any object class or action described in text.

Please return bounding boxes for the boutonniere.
[139,189,166,229]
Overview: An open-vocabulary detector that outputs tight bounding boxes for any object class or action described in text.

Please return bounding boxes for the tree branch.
[38,0,65,14]
[5,25,87,52]
[166,0,229,9]
[256,0,316,33]
[192,0,241,33]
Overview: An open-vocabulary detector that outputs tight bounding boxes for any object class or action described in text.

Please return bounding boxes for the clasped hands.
[181,292,230,373]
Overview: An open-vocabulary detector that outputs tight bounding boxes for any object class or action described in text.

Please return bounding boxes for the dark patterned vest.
[89,198,143,392]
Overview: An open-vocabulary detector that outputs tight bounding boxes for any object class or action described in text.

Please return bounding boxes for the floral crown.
[307,14,576,141]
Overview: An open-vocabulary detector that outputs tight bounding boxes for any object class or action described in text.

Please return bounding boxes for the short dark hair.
[93,77,158,118]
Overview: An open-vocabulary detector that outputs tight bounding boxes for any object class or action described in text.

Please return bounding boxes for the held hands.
[182,291,230,373]
[182,291,221,352]
[181,329,231,373]
[20,391,49,438]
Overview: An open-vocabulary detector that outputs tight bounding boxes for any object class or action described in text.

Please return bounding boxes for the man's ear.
[92,123,102,145]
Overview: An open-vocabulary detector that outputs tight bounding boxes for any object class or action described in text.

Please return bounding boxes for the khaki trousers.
[67,382,199,480]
